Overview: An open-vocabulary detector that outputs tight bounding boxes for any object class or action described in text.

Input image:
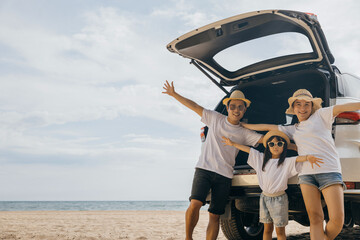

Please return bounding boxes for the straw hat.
[263,130,290,148]
[285,89,322,115]
[222,90,251,107]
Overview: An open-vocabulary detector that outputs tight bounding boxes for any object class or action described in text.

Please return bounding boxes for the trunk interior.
[214,68,331,167]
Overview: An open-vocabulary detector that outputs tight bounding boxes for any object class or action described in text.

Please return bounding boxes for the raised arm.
[241,123,278,131]
[296,155,324,169]
[222,136,250,153]
[162,80,204,117]
[333,102,360,117]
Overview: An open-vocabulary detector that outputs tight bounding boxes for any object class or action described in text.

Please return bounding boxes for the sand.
[0,210,312,240]
[1,210,359,239]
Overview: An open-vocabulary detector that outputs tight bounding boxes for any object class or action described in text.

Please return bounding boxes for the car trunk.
[214,68,331,167]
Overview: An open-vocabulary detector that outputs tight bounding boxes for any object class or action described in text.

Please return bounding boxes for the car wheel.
[220,201,263,240]
[343,204,354,228]
[293,214,310,226]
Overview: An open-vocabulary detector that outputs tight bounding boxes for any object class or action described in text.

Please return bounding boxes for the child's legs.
[275,226,286,240]
[263,223,273,240]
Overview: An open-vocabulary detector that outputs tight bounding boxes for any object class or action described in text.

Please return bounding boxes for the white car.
[167,9,360,239]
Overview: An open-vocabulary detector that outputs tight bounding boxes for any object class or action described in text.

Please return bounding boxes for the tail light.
[200,127,206,142]
[344,182,355,189]
[336,112,360,124]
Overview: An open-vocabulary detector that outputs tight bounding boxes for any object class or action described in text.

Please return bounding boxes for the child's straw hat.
[285,89,322,115]
[222,90,251,107]
[263,130,290,148]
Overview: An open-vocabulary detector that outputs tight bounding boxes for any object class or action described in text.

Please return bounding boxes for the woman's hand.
[307,155,324,169]
[221,136,233,146]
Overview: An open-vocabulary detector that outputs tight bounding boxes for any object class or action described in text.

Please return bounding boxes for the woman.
[242,89,360,240]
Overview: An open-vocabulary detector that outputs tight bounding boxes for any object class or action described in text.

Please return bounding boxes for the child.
[222,130,323,240]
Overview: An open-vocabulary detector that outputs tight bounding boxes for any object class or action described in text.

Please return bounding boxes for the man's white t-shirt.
[196,109,262,179]
[278,106,341,176]
[247,148,299,194]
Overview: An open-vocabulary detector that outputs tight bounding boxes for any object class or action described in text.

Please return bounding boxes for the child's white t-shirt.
[197,109,262,179]
[247,148,299,194]
[278,106,341,176]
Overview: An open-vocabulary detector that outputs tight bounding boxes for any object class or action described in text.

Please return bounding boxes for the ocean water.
[0,201,192,211]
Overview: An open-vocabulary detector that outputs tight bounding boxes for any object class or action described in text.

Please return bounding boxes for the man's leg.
[300,184,325,239]
[185,199,203,240]
[206,212,220,240]
[322,184,344,240]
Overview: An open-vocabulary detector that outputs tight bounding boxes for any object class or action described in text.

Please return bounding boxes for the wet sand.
[0,211,358,239]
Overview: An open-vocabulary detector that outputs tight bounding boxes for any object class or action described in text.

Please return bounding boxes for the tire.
[343,203,354,228]
[220,201,263,240]
[293,214,310,226]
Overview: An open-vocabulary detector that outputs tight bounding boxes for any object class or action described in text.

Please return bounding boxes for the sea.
[0,201,195,211]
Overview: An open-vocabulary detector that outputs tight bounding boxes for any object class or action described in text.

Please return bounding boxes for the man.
[162,80,263,240]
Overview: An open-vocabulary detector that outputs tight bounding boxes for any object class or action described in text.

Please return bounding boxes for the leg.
[275,226,286,240]
[186,199,203,240]
[300,184,325,239]
[322,184,344,240]
[206,212,220,240]
[187,169,212,240]
[263,223,274,240]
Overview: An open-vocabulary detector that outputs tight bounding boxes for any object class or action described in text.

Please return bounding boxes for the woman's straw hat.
[285,89,322,115]
[222,90,251,107]
[263,130,290,148]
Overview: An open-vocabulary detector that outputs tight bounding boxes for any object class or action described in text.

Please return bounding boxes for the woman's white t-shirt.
[197,109,262,179]
[247,148,299,194]
[278,106,341,176]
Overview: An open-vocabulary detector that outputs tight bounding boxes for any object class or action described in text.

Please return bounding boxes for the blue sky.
[0,0,359,201]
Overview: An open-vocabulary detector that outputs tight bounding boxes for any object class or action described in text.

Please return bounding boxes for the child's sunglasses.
[268,141,285,148]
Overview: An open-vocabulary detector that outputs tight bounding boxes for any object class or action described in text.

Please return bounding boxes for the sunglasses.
[229,104,246,111]
[268,141,285,148]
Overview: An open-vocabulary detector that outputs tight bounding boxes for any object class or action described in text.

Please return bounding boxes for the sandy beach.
[0,210,306,239]
[1,210,359,239]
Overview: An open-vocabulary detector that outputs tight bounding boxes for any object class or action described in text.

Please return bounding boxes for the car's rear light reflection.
[336,112,360,124]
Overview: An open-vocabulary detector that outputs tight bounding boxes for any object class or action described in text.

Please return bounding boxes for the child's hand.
[221,136,233,146]
[307,155,324,169]
[162,80,176,96]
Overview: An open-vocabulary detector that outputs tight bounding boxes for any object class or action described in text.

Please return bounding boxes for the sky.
[0,0,359,201]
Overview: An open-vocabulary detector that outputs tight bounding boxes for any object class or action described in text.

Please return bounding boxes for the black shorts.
[189,168,232,215]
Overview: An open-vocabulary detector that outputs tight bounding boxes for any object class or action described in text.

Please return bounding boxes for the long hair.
[262,136,288,171]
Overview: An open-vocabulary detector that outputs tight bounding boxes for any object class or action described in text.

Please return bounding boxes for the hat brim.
[223,98,251,107]
[285,96,322,115]
[263,130,290,148]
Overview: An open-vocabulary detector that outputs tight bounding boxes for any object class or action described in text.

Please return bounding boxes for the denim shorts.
[260,193,288,227]
[298,172,346,191]
[189,168,232,215]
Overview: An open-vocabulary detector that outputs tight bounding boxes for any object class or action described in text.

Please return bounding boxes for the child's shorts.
[259,192,288,227]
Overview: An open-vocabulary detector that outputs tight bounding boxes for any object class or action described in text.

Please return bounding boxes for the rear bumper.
[344,189,360,202]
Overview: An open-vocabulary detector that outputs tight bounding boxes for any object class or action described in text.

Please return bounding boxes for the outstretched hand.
[307,155,324,169]
[162,80,176,96]
[221,136,233,146]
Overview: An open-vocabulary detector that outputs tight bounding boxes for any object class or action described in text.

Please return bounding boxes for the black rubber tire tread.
[220,201,263,240]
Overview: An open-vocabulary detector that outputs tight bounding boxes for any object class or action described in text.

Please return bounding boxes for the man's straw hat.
[222,90,251,107]
[263,130,290,148]
[285,89,322,115]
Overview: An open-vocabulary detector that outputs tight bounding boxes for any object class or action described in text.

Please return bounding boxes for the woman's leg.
[263,223,273,240]
[321,184,344,240]
[300,184,325,239]
[275,226,286,240]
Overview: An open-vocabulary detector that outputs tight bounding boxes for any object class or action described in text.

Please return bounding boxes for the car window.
[213,32,313,72]
[342,73,360,99]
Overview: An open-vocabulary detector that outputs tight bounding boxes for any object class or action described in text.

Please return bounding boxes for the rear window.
[342,74,360,99]
[213,32,313,72]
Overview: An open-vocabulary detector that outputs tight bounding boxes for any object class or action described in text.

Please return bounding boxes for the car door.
[167,10,335,87]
